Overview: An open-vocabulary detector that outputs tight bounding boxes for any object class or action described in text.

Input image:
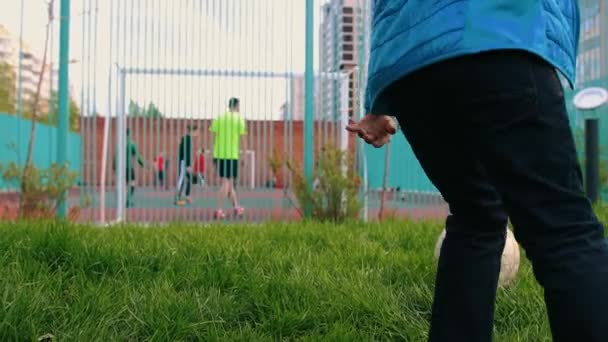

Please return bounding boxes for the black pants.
[156,170,165,187]
[382,50,608,342]
[176,160,192,198]
[126,168,136,207]
[214,159,239,179]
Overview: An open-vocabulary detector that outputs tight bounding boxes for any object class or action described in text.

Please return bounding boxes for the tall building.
[279,0,365,122]
[318,0,363,120]
[0,26,18,65]
[564,0,604,128]
[0,24,57,115]
[320,0,360,71]
[280,75,324,121]
[576,0,602,87]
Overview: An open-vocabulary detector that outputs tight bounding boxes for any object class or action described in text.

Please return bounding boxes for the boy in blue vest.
[348,1,608,341]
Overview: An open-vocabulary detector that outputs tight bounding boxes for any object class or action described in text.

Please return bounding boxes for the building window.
[578,56,585,84]
[592,51,597,80]
[585,51,591,81]
[582,51,588,82]
[595,48,601,79]
[343,7,354,14]
[592,49,597,80]
[593,14,600,37]
[588,52,591,80]
[343,16,354,24]
[342,25,353,33]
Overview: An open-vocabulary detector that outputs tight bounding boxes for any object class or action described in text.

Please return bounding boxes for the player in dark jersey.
[175,124,198,206]
[113,128,144,208]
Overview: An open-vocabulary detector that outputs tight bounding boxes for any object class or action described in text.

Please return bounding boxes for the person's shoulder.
[231,112,245,120]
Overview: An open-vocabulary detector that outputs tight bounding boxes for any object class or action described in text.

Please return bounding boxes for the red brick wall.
[80,117,354,187]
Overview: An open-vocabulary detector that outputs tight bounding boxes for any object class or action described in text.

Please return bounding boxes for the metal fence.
[1,0,448,224]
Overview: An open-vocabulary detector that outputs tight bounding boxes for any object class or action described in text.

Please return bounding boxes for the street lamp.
[573,86,608,203]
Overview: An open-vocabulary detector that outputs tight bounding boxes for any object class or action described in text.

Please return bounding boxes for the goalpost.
[100,67,350,223]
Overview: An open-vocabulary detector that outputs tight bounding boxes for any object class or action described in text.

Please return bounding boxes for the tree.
[0,62,16,114]
[128,99,163,118]
[145,102,162,118]
[43,90,80,132]
[22,91,80,132]
[20,0,54,216]
[128,100,141,117]
[68,97,80,132]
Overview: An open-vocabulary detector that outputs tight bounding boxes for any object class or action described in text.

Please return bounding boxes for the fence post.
[304,0,315,217]
[116,69,126,222]
[57,0,70,218]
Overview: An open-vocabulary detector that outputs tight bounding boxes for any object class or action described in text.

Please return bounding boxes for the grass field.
[2,212,608,341]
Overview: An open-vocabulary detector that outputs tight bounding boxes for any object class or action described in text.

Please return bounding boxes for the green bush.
[0,162,80,219]
[285,144,361,223]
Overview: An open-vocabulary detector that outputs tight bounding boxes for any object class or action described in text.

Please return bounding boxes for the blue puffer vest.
[364,0,580,113]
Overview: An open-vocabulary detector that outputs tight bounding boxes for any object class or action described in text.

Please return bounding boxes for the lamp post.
[573,87,608,204]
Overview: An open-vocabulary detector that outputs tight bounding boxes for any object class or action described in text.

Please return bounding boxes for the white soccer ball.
[433,227,520,288]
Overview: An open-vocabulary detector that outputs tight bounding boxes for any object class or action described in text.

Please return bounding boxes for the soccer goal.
[99,67,352,223]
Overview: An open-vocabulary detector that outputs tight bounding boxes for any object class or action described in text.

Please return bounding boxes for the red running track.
[1,188,448,223]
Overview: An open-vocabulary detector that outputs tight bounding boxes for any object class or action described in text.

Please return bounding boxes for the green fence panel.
[0,113,81,190]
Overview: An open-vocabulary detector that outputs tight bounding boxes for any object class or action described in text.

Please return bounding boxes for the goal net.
[98,68,351,223]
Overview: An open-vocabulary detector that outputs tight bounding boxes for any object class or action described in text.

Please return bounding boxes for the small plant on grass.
[268,149,284,187]
[0,162,80,220]
[285,143,361,222]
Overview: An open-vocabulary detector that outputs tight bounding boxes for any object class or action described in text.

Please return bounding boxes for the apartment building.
[0,24,57,115]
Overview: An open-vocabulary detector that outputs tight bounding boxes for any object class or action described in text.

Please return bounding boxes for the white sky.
[0,0,332,120]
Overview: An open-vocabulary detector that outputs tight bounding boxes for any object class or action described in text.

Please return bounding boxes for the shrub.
[0,162,80,220]
[284,144,361,223]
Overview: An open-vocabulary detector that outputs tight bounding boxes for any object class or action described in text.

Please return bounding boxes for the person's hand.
[346,114,397,148]
[186,166,193,173]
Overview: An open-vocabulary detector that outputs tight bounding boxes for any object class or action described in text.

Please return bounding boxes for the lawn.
[3,212,607,341]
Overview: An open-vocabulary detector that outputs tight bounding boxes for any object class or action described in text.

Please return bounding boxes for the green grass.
[2,213,607,341]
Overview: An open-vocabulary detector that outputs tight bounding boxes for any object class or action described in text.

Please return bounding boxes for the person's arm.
[239,118,247,150]
[178,137,185,162]
[210,119,217,133]
[239,118,247,136]
[132,143,144,167]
